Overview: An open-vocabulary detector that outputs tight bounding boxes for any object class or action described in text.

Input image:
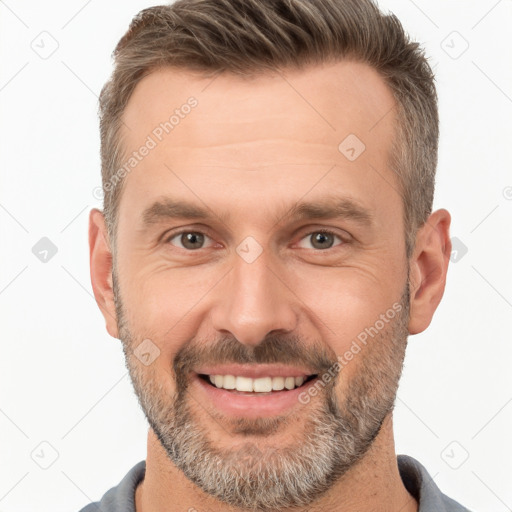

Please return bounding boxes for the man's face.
[111,61,411,509]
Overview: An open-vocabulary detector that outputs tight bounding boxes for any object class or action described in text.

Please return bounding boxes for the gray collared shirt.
[78,454,473,511]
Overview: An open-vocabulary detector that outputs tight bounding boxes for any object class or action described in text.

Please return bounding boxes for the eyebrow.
[141,196,374,228]
[284,198,374,227]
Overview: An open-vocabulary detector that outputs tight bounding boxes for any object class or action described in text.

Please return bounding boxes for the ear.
[408,208,452,335]
[89,208,119,339]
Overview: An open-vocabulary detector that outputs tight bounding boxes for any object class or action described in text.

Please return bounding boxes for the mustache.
[173,333,338,387]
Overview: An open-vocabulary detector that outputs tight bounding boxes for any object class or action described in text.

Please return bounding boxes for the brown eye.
[167,231,209,250]
[310,232,334,249]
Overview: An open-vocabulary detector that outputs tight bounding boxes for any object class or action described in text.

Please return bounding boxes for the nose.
[210,250,298,347]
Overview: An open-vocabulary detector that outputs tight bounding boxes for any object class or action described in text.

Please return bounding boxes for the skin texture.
[89,60,452,511]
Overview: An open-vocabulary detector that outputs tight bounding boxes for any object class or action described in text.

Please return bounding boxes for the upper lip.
[194,364,317,379]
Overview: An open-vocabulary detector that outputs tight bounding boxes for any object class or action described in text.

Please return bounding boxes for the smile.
[199,374,317,394]
[191,365,321,417]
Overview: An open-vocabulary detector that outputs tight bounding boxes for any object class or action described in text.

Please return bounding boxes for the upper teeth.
[208,375,306,392]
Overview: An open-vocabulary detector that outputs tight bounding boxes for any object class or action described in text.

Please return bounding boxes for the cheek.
[119,265,220,355]
[288,266,399,347]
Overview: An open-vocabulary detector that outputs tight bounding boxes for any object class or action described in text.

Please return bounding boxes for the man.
[82,0,472,510]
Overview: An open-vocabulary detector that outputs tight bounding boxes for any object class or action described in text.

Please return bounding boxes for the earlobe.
[407,209,452,335]
[89,208,119,339]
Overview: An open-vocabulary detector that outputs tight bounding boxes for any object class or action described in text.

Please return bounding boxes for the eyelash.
[163,228,349,251]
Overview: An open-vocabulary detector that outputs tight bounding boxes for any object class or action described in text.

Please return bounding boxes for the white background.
[1,1,511,511]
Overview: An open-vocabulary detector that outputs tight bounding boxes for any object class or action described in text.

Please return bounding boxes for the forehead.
[117,60,400,229]
[122,60,396,161]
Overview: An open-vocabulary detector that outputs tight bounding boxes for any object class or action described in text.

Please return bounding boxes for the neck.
[135,414,418,512]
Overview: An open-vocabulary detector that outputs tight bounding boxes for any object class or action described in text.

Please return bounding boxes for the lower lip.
[192,375,318,418]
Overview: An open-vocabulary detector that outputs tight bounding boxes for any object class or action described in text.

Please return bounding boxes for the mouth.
[197,373,318,395]
[191,367,321,418]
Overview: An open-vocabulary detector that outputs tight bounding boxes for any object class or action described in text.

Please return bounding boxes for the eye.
[165,231,214,250]
[296,230,345,250]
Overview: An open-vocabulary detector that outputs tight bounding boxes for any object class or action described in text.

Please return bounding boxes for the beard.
[113,270,411,511]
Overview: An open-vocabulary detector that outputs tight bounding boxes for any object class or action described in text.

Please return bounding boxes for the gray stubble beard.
[115,272,410,511]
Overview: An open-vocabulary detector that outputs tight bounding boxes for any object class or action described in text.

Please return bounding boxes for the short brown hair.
[99,0,438,259]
